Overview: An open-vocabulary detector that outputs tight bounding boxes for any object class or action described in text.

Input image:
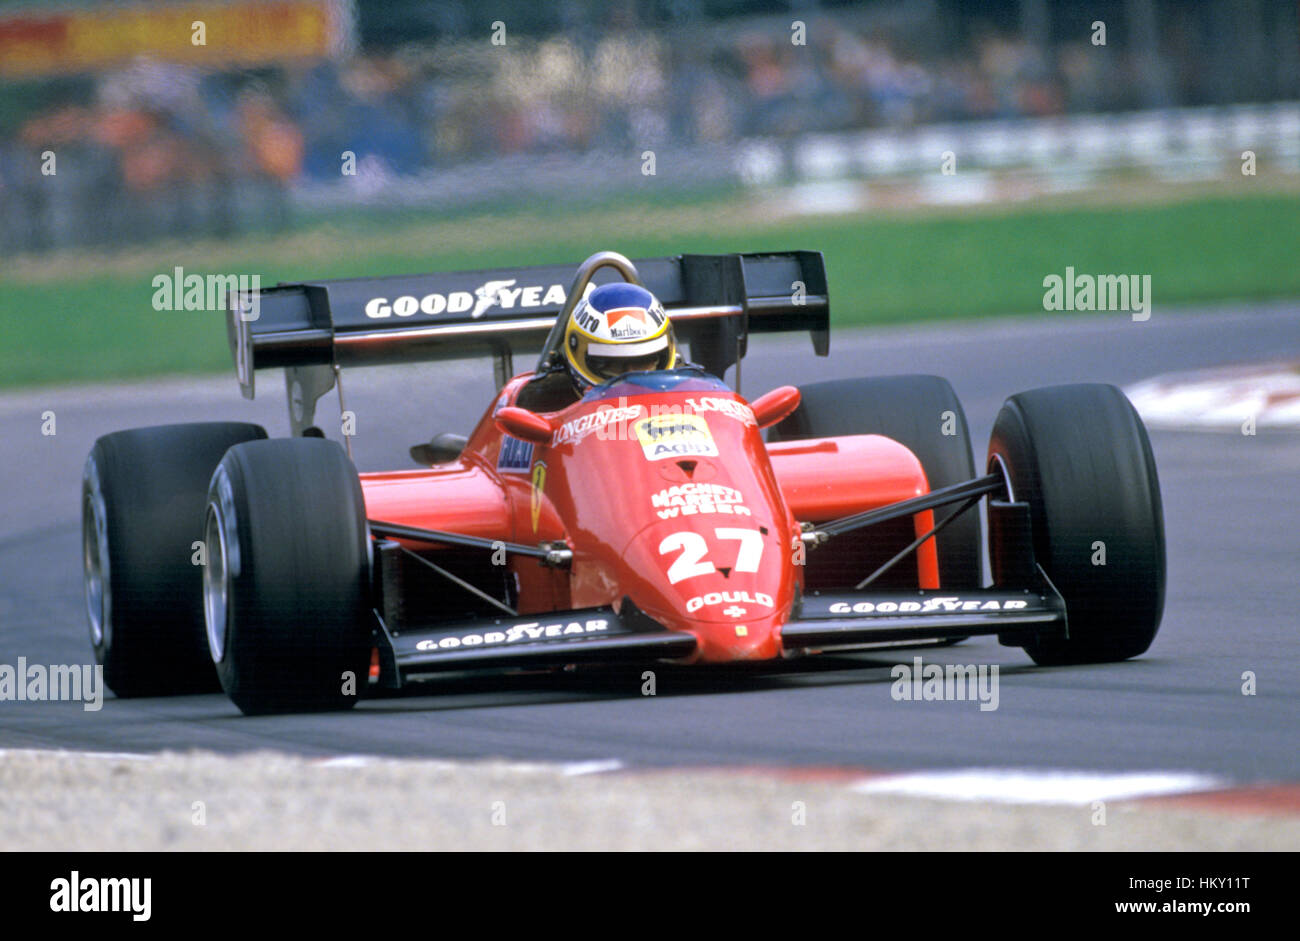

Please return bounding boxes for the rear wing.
[227,251,828,402]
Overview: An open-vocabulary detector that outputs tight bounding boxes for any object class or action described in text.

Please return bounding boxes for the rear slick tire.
[82,422,267,697]
[769,374,983,589]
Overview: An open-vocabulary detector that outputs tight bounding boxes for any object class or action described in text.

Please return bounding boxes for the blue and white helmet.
[563,283,677,387]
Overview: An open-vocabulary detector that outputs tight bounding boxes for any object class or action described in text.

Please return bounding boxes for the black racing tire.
[82,422,268,697]
[988,383,1166,665]
[205,438,372,715]
[769,374,983,590]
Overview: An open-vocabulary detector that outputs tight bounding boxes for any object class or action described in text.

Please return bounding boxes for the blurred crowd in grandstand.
[0,2,1293,251]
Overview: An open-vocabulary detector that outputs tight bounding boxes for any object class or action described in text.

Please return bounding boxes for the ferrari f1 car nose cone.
[614,513,795,663]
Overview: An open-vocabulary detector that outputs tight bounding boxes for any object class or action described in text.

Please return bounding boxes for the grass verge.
[1,188,1297,388]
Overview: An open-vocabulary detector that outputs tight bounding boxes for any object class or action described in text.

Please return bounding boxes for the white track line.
[313,755,626,775]
[0,748,152,761]
[0,747,629,776]
[852,768,1225,805]
[560,759,625,776]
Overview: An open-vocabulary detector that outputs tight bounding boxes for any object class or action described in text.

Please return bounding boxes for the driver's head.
[563,283,677,389]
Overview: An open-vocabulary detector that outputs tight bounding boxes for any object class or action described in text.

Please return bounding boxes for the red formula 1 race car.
[82,251,1166,715]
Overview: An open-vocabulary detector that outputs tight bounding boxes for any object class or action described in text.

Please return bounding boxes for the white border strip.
[853,768,1225,805]
[1126,362,1300,430]
[0,749,1238,807]
[0,748,153,761]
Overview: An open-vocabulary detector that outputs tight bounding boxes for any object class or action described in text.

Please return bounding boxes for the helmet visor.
[585,346,673,382]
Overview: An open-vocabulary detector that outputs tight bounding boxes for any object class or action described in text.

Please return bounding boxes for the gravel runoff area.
[2,750,1293,851]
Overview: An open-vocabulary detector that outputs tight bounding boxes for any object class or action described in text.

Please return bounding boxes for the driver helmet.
[562,282,677,388]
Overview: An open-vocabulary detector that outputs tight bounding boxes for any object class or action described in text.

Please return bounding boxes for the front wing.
[371,584,1065,687]
[782,585,1065,649]
[374,606,698,686]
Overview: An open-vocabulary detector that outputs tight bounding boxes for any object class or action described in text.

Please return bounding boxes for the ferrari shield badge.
[530,462,547,531]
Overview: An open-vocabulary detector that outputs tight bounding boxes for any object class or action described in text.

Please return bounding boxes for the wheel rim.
[987,452,1016,503]
[82,485,110,647]
[203,503,230,663]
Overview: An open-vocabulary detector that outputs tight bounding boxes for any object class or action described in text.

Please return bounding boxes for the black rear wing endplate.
[228,251,828,398]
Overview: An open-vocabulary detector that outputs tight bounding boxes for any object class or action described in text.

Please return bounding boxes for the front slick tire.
[988,383,1166,665]
[206,438,372,715]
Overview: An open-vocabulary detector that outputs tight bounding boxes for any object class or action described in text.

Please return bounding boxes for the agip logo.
[633,414,718,461]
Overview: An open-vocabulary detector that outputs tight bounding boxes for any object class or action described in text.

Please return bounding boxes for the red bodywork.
[359,372,938,664]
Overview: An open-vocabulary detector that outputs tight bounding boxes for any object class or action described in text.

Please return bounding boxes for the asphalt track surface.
[1,300,1297,782]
